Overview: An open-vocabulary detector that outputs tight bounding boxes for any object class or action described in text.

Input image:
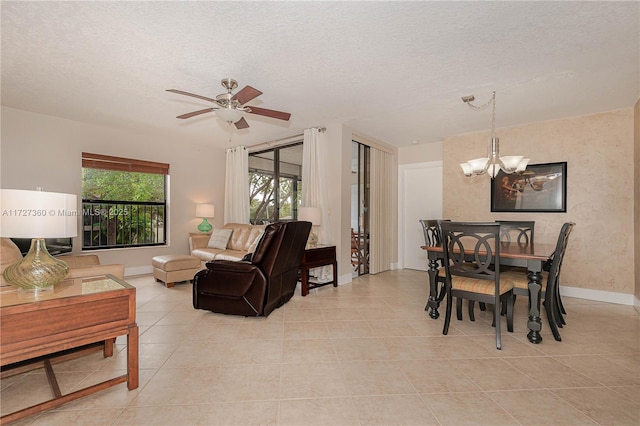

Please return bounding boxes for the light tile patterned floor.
[2,270,638,425]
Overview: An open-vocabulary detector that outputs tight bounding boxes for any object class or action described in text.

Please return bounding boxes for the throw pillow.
[246,230,265,254]
[207,228,233,250]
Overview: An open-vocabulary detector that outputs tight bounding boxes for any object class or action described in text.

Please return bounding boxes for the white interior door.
[398,161,443,271]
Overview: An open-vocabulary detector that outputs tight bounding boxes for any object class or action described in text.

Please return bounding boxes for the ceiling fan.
[166,78,291,129]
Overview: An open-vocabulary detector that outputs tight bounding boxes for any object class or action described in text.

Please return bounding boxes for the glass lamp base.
[305,232,318,249]
[2,239,69,291]
[197,218,213,233]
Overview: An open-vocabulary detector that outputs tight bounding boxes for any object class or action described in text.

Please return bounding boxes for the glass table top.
[0,275,132,308]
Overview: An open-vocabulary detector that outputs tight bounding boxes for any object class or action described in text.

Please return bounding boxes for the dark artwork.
[491,162,567,212]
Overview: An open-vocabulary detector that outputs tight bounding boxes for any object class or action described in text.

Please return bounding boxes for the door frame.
[397,161,443,270]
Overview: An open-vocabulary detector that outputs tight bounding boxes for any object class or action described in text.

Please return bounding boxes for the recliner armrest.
[197,260,265,297]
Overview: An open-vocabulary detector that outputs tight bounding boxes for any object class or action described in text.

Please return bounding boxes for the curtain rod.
[248,127,326,152]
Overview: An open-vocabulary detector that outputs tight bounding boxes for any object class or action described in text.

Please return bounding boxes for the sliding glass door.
[248,143,303,224]
[351,141,370,276]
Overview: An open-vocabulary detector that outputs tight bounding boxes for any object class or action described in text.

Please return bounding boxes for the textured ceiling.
[1,1,638,150]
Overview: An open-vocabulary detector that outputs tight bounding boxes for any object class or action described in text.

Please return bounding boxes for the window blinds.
[82,152,169,175]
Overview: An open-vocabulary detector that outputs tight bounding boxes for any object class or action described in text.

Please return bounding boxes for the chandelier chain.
[464,91,495,111]
[465,91,497,137]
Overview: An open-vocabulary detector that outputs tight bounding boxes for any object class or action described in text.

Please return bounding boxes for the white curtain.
[302,128,332,281]
[369,148,394,274]
[224,145,249,224]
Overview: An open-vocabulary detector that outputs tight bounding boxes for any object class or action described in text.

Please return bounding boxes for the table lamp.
[195,203,215,233]
[298,206,322,248]
[0,189,78,292]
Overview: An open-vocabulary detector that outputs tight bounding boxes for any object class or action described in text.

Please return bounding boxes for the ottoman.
[152,254,201,288]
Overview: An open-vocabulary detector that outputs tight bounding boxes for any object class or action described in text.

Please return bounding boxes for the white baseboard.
[125,265,153,277]
[120,266,636,308]
[337,273,352,286]
[560,285,635,306]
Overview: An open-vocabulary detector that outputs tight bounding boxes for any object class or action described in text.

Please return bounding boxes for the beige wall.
[442,108,634,295]
[397,141,443,165]
[634,99,640,307]
[1,107,226,274]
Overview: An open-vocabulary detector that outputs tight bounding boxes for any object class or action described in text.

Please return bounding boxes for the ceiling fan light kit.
[167,78,291,129]
[215,107,243,123]
[459,91,529,179]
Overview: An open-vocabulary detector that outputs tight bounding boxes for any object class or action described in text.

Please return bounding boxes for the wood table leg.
[127,325,139,390]
[332,261,338,287]
[103,338,114,357]
[301,266,310,297]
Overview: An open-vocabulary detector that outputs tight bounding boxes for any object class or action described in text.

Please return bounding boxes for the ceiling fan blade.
[247,106,291,121]
[166,89,218,103]
[234,117,250,130]
[231,85,263,105]
[176,108,215,119]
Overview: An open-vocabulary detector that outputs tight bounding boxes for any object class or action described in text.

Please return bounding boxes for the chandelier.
[459,91,529,178]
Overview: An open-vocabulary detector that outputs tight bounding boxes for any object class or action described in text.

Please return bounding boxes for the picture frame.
[491,162,567,212]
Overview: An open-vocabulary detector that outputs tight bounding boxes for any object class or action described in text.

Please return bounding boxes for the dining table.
[422,241,556,344]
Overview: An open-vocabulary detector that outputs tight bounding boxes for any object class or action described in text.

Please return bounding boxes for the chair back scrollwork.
[496,220,535,246]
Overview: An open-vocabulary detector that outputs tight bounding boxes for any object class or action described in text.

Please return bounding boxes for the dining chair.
[351,228,369,270]
[419,219,447,311]
[350,228,360,269]
[496,220,535,245]
[501,222,575,341]
[419,219,443,247]
[440,222,515,350]
[493,220,535,314]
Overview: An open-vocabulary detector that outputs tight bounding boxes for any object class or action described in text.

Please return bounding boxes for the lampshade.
[0,189,78,238]
[195,203,215,218]
[215,108,243,123]
[0,189,78,291]
[298,206,322,249]
[459,162,474,177]
[298,207,322,225]
[466,157,489,175]
[515,158,530,173]
[499,156,525,173]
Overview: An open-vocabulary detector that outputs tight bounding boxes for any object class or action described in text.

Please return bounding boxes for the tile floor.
[1,269,639,425]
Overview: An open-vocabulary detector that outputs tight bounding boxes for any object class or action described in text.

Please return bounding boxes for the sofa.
[0,238,125,287]
[189,223,266,264]
[193,221,311,316]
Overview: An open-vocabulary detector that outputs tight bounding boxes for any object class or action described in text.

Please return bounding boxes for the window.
[81,153,168,250]
[249,143,302,224]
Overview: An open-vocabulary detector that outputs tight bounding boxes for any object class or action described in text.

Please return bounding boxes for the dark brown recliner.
[193,221,311,316]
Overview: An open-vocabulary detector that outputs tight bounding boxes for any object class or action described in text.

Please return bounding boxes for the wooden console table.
[300,245,337,296]
[0,275,138,424]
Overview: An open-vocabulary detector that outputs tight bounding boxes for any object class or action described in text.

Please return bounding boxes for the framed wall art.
[491,162,567,212]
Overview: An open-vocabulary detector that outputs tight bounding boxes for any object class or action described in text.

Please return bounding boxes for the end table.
[300,245,337,296]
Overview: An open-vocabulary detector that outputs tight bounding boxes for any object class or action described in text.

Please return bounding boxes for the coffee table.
[0,275,138,424]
